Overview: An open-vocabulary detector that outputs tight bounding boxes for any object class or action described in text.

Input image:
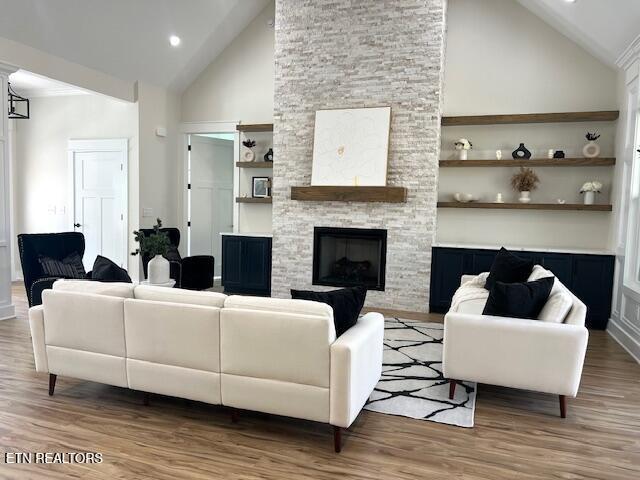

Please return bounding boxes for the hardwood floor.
[1,283,639,479]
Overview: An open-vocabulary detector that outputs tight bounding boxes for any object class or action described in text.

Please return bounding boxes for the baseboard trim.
[0,303,16,321]
[607,317,640,364]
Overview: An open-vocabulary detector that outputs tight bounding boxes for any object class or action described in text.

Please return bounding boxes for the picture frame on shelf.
[252,176,271,198]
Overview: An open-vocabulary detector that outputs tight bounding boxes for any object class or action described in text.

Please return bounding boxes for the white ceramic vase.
[518,191,531,203]
[148,254,170,284]
[458,149,468,160]
[583,191,596,205]
[243,149,255,162]
[582,141,600,158]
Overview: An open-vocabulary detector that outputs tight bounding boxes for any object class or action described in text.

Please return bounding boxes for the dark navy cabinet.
[429,246,614,330]
[221,235,272,296]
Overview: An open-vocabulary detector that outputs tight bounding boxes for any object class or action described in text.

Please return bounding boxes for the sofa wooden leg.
[143,392,150,406]
[448,379,456,400]
[333,426,342,453]
[559,395,567,418]
[48,374,57,396]
[230,408,239,423]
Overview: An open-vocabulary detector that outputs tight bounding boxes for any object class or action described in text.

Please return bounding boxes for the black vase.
[264,148,273,162]
[553,150,565,159]
[512,143,532,159]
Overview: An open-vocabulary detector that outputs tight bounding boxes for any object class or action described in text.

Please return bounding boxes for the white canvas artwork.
[311,107,391,186]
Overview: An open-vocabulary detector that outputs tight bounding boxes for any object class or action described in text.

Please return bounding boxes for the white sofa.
[443,268,589,417]
[28,280,384,452]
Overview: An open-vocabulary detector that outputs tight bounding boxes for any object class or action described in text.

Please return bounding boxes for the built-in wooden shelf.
[236,161,274,168]
[236,123,273,132]
[439,157,616,167]
[291,186,407,203]
[236,197,272,204]
[441,111,619,126]
[437,202,612,212]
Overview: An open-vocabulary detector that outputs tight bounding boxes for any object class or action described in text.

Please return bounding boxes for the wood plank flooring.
[1,283,639,479]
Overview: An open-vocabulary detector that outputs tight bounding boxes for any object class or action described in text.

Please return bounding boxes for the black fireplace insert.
[312,227,387,291]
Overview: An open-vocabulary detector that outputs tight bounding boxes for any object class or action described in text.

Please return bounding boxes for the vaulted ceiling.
[0,0,270,92]
[517,0,640,66]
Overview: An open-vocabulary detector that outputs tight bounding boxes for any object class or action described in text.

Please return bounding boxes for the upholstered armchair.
[18,232,87,307]
[139,227,214,290]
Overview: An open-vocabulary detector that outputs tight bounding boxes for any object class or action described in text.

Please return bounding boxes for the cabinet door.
[571,255,614,329]
[539,253,573,286]
[241,238,272,293]
[221,236,242,289]
[430,248,466,312]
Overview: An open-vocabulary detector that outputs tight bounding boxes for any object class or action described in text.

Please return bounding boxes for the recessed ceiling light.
[564,0,576,3]
[169,35,181,47]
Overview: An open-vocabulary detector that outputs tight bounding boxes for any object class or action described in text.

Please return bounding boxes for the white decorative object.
[518,191,531,203]
[547,149,554,159]
[557,199,566,204]
[453,193,477,203]
[582,132,601,158]
[148,254,170,284]
[311,107,391,186]
[454,138,472,161]
[583,191,595,205]
[580,180,602,205]
[495,150,502,160]
[243,149,255,162]
[494,193,504,203]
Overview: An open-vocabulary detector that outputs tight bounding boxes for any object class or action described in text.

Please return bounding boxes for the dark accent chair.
[139,227,214,290]
[18,232,87,307]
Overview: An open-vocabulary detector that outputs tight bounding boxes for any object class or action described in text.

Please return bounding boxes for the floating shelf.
[441,111,619,126]
[236,123,273,132]
[291,186,407,203]
[437,202,612,212]
[236,197,272,204]
[236,161,273,168]
[439,158,616,167]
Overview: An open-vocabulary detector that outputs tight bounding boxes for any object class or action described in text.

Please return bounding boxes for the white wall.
[136,81,181,231]
[11,93,139,277]
[437,0,619,252]
[181,2,274,124]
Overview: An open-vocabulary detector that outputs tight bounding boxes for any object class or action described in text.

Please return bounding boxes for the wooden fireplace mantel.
[290,186,408,203]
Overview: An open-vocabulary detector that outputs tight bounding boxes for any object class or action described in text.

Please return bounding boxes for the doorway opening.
[186,133,235,278]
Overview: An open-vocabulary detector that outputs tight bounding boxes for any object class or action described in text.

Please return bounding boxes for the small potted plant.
[510,167,540,203]
[242,138,256,162]
[454,138,472,160]
[580,181,602,205]
[132,218,171,284]
[583,132,601,158]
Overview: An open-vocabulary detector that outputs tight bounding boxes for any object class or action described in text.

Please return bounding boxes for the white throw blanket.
[450,272,489,312]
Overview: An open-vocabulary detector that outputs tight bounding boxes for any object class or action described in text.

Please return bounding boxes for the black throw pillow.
[291,286,367,337]
[482,276,554,320]
[484,247,534,290]
[38,252,86,279]
[91,255,132,283]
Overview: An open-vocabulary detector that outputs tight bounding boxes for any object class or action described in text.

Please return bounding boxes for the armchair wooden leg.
[448,379,456,400]
[333,426,342,453]
[48,374,57,396]
[559,395,567,418]
[143,392,150,406]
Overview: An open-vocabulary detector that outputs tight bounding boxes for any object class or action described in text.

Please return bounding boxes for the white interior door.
[69,139,128,271]
[189,135,234,276]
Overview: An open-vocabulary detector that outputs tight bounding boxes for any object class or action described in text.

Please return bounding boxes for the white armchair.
[443,273,589,417]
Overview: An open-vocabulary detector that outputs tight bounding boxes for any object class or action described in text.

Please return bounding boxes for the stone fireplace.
[272,0,447,312]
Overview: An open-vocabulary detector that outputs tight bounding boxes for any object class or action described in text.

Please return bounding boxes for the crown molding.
[616,33,640,69]
[0,62,18,77]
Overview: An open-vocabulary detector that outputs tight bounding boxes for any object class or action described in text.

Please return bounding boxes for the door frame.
[67,138,129,268]
[179,121,239,257]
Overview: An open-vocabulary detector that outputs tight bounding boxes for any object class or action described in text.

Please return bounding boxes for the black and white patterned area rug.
[364,318,476,427]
